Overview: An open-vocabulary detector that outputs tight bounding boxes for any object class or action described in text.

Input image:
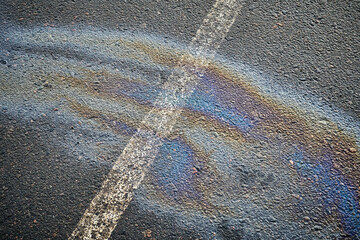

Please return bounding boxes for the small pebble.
[349,148,356,153]
[44,81,52,88]
[269,216,277,222]
[314,225,323,231]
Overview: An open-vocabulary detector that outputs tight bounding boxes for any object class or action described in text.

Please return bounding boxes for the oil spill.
[1,26,359,238]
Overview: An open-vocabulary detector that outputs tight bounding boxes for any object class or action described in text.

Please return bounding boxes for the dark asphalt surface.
[1,0,359,239]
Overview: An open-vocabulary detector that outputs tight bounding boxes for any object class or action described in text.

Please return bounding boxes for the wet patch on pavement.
[0,26,359,239]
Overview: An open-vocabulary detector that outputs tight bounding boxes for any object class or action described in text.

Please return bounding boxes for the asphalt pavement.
[0,0,359,239]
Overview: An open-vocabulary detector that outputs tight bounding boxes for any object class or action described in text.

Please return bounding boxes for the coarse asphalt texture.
[0,0,359,239]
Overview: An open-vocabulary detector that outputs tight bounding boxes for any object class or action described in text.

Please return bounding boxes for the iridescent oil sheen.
[2,27,359,237]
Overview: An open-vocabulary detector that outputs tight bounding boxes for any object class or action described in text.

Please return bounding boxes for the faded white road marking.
[69,1,241,239]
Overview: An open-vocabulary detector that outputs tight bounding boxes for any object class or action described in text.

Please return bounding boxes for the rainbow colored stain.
[3,27,359,237]
[146,64,360,237]
[292,151,360,236]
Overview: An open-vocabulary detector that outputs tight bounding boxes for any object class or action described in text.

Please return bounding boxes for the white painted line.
[69,1,241,239]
